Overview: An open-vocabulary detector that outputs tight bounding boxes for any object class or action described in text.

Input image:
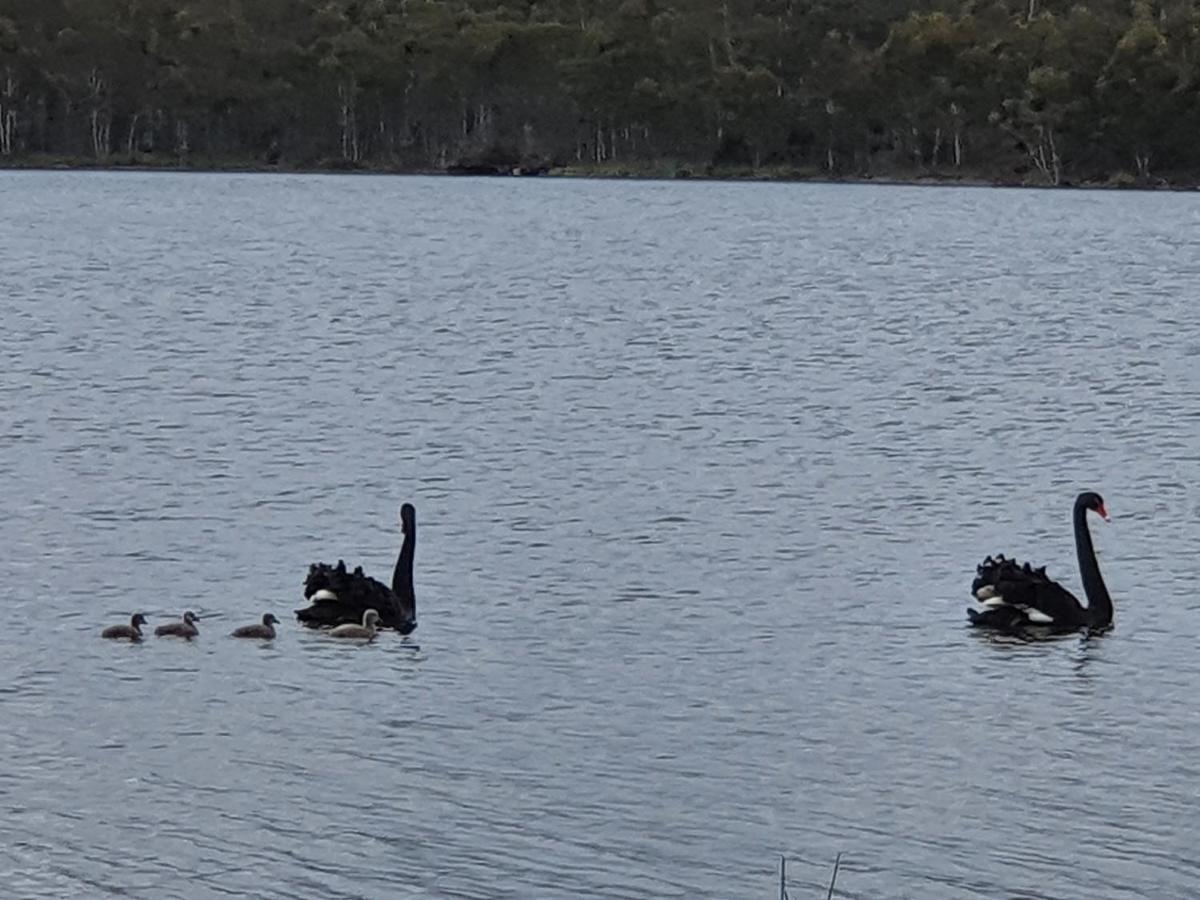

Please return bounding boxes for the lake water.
[2,171,1200,898]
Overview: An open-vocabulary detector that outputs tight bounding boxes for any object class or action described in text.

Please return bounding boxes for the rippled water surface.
[3,172,1200,898]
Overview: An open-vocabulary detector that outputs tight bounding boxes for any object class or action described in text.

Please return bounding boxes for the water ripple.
[0,173,1198,897]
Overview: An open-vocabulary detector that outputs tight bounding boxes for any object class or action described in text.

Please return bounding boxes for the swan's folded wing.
[971,554,1082,623]
[298,560,409,629]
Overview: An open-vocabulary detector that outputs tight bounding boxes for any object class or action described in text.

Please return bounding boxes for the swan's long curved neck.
[1074,503,1112,626]
[391,526,416,609]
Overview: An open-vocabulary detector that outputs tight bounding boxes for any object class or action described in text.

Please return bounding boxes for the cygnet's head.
[262,613,280,626]
[363,609,381,627]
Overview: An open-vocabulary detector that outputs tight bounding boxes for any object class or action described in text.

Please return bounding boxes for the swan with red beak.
[968,491,1113,632]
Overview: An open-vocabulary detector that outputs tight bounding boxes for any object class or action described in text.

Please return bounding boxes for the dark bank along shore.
[2,155,1198,192]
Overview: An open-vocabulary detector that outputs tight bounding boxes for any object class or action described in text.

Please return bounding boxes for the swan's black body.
[295,503,417,634]
[968,491,1112,632]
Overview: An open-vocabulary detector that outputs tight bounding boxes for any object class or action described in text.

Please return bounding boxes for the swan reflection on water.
[968,624,1111,698]
[968,623,1112,647]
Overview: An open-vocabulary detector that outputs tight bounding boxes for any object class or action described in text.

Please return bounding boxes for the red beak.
[1097,503,1110,522]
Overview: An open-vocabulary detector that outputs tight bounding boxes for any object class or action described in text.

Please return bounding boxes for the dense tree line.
[1,0,1198,183]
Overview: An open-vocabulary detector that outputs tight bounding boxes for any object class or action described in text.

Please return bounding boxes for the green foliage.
[1,0,1199,182]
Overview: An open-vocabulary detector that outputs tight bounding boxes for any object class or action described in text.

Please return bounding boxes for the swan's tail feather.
[971,553,1053,601]
[969,552,1082,630]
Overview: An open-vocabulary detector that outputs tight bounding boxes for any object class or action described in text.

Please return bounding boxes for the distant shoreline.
[2,156,1197,192]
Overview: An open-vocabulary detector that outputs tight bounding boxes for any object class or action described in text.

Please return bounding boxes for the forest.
[0,0,1198,185]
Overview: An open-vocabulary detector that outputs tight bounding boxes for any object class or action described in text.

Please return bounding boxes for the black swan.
[329,609,381,640]
[156,611,200,638]
[295,502,417,633]
[232,613,279,639]
[102,613,147,641]
[968,491,1112,631]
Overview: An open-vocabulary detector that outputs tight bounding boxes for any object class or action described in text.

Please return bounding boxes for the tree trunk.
[339,78,359,162]
[175,119,189,166]
[90,108,110,158]
[126,112,140,158]
[1134,150,1151,179]
[0,105,12,155]
[1028,128,1061,186]
[0,68,16,155]
[825,99,837,172]
[721,2,737,66]
[88,68,110,159]
[1047,126,1060,185]
[997,118,1059,184]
